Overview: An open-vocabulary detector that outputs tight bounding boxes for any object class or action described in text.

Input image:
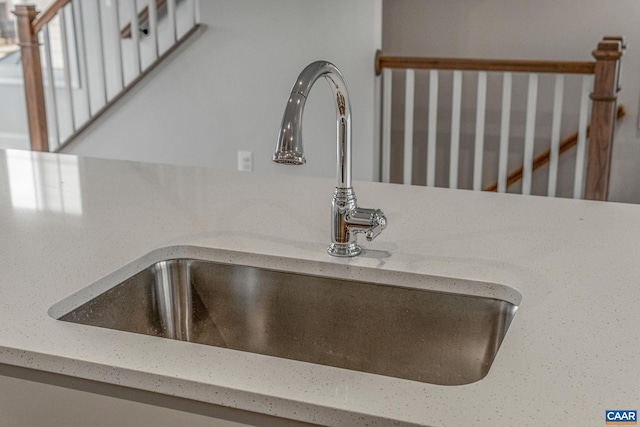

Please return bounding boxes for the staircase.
[375,38,625,200]
[13,0,200,152]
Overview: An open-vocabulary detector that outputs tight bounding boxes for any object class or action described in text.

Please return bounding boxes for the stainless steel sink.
[56,258,518,386]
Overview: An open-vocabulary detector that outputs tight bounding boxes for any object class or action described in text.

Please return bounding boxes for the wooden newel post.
[14,5,49,152]
[584,37,624,201]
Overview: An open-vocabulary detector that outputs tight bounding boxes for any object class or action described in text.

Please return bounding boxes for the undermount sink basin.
[54,257,519,386]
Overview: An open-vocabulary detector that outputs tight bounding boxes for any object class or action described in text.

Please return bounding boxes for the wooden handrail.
[483,105,626,193]
[32,0,71,34]
[375,50,596,76]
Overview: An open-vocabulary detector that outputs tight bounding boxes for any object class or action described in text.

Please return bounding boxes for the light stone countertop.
[0,148,638,426]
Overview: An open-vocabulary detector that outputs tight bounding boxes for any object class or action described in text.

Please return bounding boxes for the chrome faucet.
[273,61,387,257]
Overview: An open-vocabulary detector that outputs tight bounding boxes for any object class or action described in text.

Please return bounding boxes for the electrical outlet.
[237,151,253,171]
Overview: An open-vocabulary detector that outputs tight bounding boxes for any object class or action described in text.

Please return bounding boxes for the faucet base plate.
[327,243,361,257]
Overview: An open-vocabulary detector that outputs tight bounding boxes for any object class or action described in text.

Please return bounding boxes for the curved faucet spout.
[273,61,386,257]
[273,61,352,188]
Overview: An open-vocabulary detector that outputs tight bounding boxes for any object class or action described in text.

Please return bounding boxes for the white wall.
[383,0,640,203]
[64,0,383,182]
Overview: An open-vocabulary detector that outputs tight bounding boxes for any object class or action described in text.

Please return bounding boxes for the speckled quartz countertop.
[0,148,639,426]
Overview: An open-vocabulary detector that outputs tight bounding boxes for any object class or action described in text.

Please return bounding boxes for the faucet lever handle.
[365,210,387,241]
[348,208,387,241]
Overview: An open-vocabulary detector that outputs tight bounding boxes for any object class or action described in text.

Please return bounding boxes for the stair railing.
[376,37,625,201]
[483,105,626,193]
[14,0,200,153]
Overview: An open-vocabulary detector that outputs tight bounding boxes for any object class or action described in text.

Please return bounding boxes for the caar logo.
[606,410,637,425]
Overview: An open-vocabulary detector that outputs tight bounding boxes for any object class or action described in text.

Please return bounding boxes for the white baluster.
[522,73,538,195]
[95,0,109,104]
[427,70,438,187]
[381,68,392,183]
[450,70,462,189]
[167,0,177,43]
[403,69,415,185]
[129,0,142,76]
[72,1,92,118]
[148,0,159,60]
[42,26,60,148]
[548,74,565,197]
[473,71,487,191]
[59,7,76,133]
[574,75,593,199]
[111,0,125,90]
[498,72,512,193]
